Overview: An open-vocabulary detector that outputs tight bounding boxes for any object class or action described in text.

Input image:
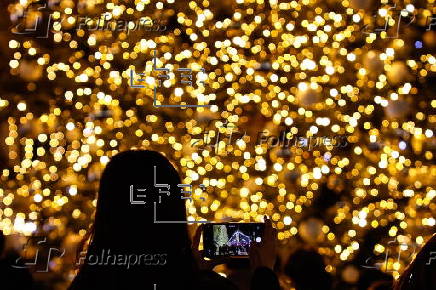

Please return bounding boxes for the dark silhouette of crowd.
[1,150,434,290]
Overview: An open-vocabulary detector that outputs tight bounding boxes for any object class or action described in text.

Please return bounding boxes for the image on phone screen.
[203,223,264,258]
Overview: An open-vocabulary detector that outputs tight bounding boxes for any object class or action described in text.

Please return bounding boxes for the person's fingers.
[272,227,278,239]
[249,243,255,256]
[250,242,260,254]
[250,241,258,250]
[264,216,272,233]
[211,256,231,267]
[191,225,203,263]
[262,216,273,245]
[249,243,260,269]
[263,215,269,223]
[270,227,278,247]
[192,224,203,251]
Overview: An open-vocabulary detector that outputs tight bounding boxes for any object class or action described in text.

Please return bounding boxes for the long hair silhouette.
[394,233,436,290]
[69,150,195,290]
[284,248,333,290]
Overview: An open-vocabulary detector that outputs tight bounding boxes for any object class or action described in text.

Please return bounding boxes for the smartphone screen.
[203,223,264,258]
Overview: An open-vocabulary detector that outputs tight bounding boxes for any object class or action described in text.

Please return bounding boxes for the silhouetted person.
[226,259,252,290]
[0,230,34,290]
[194,270,239,290]
[284,248,333,290]
[69,150,280,290]
[248,218,281,290]
[358,268,393,290]
[394,233,436,290]
[368,280,393,290]
[69,150,195,290]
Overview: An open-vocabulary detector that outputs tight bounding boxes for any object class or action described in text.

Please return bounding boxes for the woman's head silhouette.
[394,233,436,290]
[92,150,189,247]
[70,150,194,290]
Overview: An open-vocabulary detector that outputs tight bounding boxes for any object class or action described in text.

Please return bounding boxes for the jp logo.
[427,14,436,31]
[11,0,54,39]
[11,236,65,273]
[361,4,415,39]
[361,240,417,271]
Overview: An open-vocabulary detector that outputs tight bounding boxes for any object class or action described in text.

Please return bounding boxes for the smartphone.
[202,223,264,258]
